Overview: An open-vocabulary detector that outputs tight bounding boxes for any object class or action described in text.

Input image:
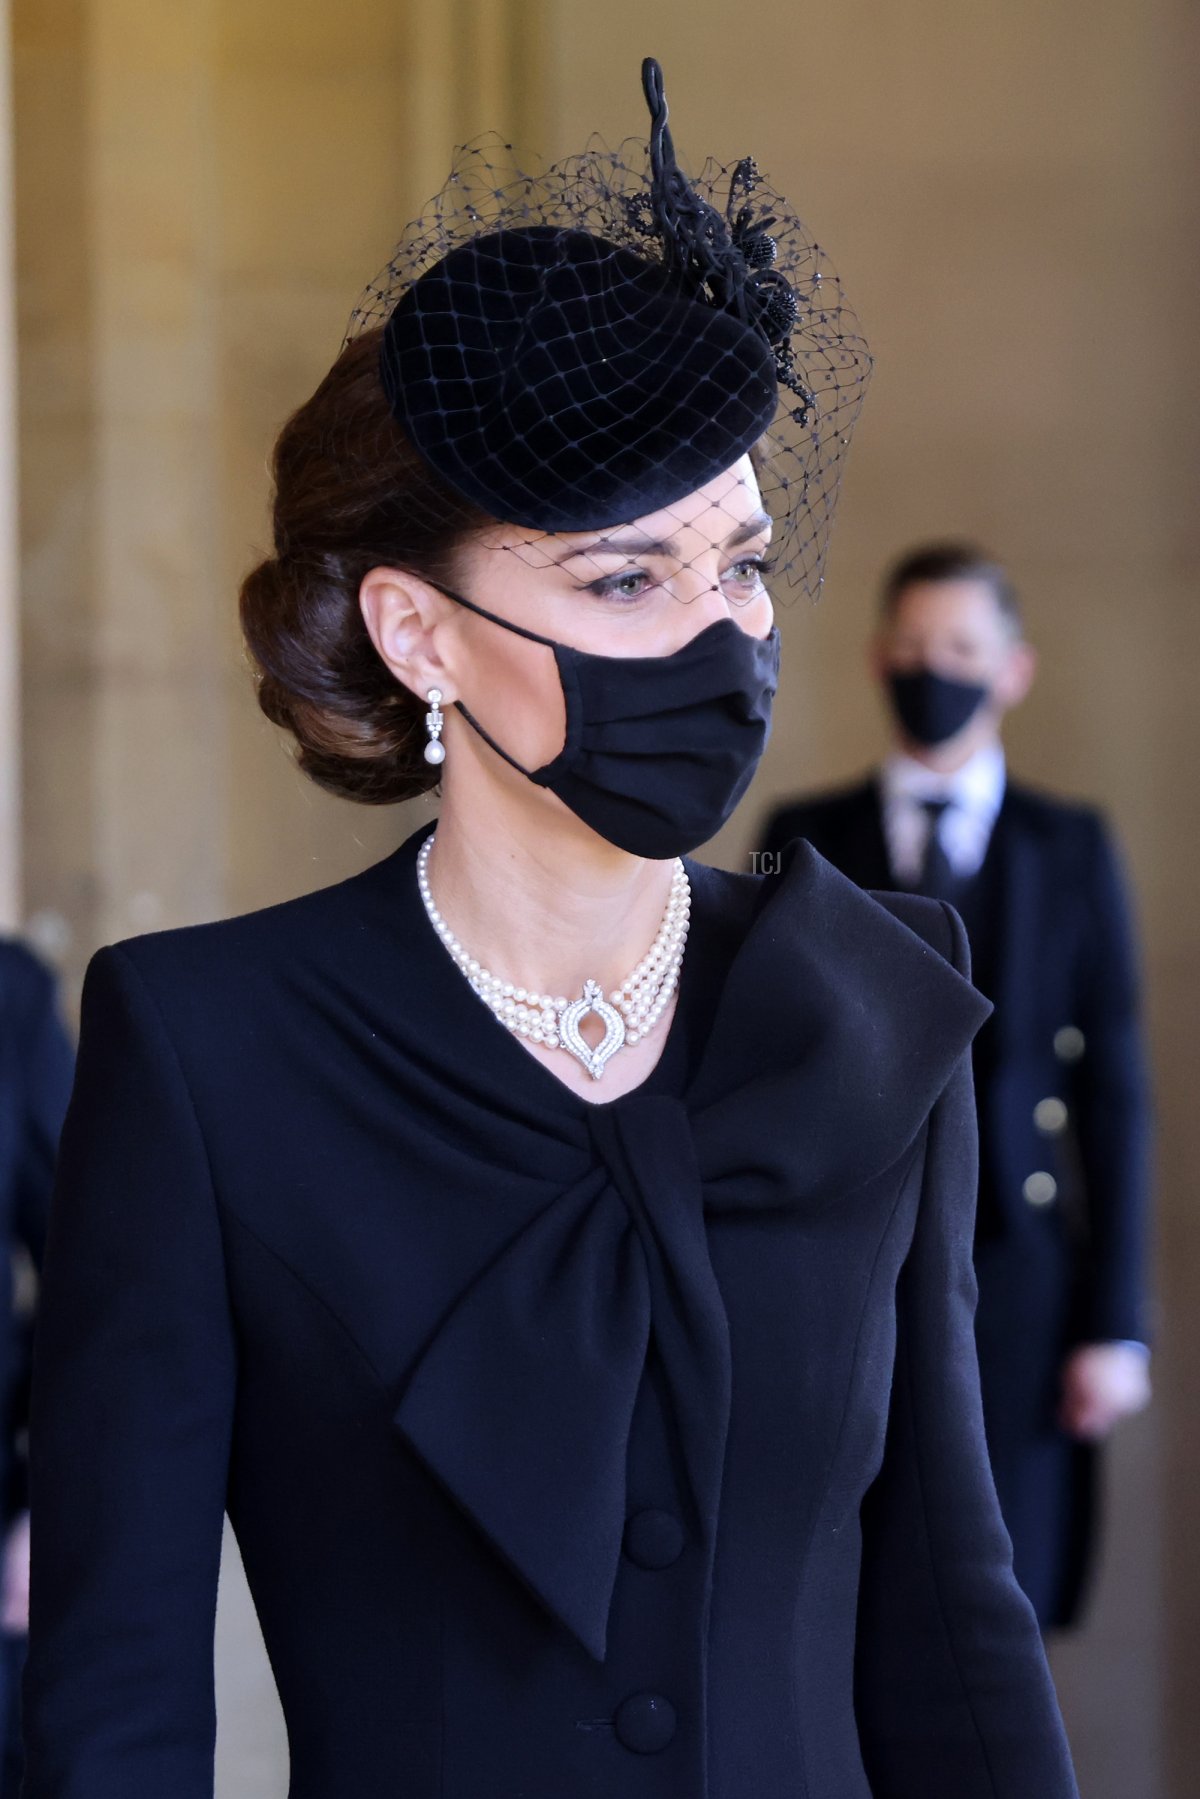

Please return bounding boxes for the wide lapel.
[852,777,892,888]
[987,788,1044,1058]
[845,776,896,892]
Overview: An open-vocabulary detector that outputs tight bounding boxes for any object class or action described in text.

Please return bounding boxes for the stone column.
[16,0,227,998]
[0,0,20,926]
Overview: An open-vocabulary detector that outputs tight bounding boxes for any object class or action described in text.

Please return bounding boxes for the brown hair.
[238,326,492,804]
[879,540,1023,635]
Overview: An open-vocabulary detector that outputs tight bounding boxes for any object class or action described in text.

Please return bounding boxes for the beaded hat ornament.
[342,56,872,607]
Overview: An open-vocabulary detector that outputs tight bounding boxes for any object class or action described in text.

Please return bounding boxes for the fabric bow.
[393,843,991,1660]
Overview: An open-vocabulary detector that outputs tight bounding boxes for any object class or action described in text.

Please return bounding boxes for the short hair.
[879,541,1023,634]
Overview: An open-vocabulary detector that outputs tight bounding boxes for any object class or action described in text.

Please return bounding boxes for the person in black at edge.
[0,938,73,1797]
[21,65,1079,1799]
[760,541,1154,1634]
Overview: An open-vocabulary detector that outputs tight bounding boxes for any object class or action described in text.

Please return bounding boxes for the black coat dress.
[759,778,1153,1629]
[21,821,1078,1798]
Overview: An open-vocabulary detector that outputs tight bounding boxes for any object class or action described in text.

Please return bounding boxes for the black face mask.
[886,667,990,748]
[431,584,781,858]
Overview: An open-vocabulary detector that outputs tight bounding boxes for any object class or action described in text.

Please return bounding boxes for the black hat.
[348,58,872,596]
[379,223,778,534]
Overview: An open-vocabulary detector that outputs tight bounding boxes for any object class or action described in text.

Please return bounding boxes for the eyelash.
[584,556,777,601]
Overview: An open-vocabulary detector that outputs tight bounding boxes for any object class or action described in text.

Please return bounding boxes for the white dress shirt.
[879,740,1007,886]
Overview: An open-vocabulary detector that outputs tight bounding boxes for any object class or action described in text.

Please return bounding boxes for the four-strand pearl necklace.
[416,831,691,1081]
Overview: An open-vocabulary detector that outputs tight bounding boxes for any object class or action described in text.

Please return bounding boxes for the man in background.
[0,940,74,1793]
[758,541,1154,1631]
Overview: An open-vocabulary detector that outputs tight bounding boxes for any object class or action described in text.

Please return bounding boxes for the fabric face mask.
[886,667,990,748]
[432,584,782,858]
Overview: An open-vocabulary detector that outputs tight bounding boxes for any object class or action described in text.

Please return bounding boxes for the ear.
[995,639,1038,710]
[866,630,889,684]
[359,566,460,704]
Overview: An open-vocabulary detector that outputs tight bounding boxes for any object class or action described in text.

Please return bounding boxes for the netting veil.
[344,57,872,603]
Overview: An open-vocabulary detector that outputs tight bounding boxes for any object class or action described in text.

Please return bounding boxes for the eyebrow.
[554,510,773,564]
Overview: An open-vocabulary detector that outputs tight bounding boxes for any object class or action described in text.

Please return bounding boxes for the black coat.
[22,821,1078,1797]
[0,942,74,1526]
[759,777,1153,1628]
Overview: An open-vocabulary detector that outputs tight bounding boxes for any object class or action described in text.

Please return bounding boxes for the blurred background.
[4,2,1196,1794]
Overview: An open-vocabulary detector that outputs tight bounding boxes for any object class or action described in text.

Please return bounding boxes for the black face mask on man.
[430,584,781,859]
[886,667,990,749]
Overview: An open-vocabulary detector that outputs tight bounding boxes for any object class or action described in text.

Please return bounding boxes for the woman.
[21,59,1078,1799]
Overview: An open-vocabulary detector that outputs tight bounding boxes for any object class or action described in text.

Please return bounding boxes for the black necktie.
[915,797,961,901]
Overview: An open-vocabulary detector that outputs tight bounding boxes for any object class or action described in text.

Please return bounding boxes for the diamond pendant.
[558,979,627,1081]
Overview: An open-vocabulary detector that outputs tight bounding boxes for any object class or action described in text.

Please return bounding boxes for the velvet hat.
[347,58,872,596]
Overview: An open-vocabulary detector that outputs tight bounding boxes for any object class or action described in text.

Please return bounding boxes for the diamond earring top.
[424,688,446,765]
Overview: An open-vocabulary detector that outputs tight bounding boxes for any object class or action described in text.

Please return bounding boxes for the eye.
[583,568,656,602]
[726,554,776,587]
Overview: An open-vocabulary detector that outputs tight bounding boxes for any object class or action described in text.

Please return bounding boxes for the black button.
[623,1508,685,1570]
[614,1691,676,1754]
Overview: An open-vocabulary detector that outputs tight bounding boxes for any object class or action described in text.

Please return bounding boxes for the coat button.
[1054,1025,1086,1062]
[1034,1097,1068,1134]
[623,1509,685,1570]
[1023,1171,1058,1207]
[614,1691,677,1754]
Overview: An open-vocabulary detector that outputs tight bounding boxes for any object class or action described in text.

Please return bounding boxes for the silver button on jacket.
[1023,1171,1059,1207]
[1034,1098,1069,1135]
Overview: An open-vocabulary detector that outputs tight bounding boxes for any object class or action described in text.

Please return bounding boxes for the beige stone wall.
[14,0,545,999]
[11,2,1197,1794]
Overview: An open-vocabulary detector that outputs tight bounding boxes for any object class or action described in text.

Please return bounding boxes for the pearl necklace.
[416,832,690,1081]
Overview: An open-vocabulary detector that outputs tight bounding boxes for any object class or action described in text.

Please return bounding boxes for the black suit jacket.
[761,777,1153,1348]
[22,823,1077,1797]
[0,943,74,1526]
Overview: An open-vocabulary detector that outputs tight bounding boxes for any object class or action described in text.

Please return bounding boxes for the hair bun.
[238,328,488,806]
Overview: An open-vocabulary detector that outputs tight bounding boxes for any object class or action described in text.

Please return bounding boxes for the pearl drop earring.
[423,688,446,765]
